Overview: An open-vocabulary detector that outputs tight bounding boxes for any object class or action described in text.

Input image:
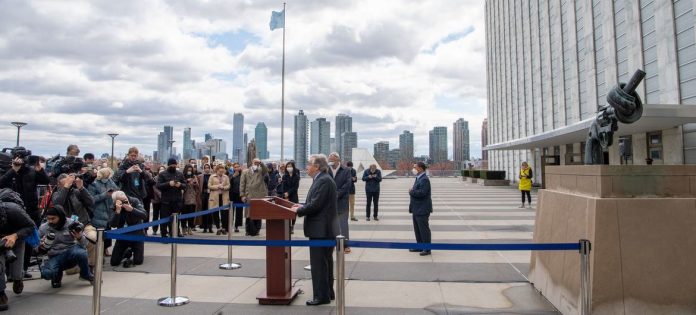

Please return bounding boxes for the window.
[647,131,663,162]
[618,136,633,165]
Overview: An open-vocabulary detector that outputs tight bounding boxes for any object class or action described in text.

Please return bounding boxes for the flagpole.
[280,2,286,163]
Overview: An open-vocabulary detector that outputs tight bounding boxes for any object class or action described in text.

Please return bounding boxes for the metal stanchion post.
[580,239,592,315]
[336,235,346,315]
[92,229,105,315]
[158,213,190,307]
[220,205,242,270]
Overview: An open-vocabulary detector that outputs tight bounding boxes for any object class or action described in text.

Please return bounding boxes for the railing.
[92,204,592,315]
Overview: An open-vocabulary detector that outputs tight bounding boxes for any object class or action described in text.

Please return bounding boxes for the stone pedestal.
[529,165,696,315]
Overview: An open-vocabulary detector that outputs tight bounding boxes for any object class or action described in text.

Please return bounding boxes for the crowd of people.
[0,142,436,311]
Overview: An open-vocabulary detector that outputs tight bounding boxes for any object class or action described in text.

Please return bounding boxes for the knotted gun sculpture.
[584,69,646,165]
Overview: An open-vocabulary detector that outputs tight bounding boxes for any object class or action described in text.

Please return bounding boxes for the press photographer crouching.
[109,191,146,268]
[38,206,94,289]
[0,189,36,312]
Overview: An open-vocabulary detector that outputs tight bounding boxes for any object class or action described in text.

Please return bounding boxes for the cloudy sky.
[0,0,486,160]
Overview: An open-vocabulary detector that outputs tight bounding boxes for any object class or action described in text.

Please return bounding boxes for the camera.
[41,232,56,251]
[0,239,17,264]
[0,146,40,176]
[50,155,85,178]
[68,221,83,234]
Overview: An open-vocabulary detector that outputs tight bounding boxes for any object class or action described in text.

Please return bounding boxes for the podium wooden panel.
[249,197,299,305]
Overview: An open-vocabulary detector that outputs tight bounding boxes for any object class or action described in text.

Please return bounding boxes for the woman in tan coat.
[208,164,231,235]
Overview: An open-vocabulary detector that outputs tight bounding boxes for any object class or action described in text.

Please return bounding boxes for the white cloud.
[0,0,486,160]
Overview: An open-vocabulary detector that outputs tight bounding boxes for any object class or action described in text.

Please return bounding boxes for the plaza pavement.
[9,177,560,314]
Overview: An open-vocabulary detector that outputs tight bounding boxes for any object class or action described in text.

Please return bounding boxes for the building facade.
[429,126,448,164]
[232,113,244,164]
[485,0,696,184]
[453,118,470,163]
[482,118,489,161]
[255,122,268,160]
[335,114,352,158]
[310,118,330,156]
[341,132,358,162]
[399,130,414,161]
[183,127,192,160]
[374,141,390,164]
[294,110,308,169]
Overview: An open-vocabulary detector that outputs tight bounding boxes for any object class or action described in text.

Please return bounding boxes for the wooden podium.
[249,197,299,305]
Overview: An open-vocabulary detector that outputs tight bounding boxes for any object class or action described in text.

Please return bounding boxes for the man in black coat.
[156,158,186,238]
[328,152,352,253]
[114,147,153,203]
[291,154,339,306]
[409,162,433,256]
[0,189,36,311]
[362,164,382,221]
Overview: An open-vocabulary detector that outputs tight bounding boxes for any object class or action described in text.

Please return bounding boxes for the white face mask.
[328,161,335,167]
[252,165,259,171]
[412,168,418,175]
[287,167,294,173]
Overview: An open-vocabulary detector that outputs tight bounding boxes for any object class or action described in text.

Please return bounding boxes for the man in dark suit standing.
[362,164,382,221]
[291,154,339,306]
[409,162,432,256]
[328,152,352,254]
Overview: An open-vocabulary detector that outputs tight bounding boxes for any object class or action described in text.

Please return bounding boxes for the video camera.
[0,146,40,176]
[50,155,85,178]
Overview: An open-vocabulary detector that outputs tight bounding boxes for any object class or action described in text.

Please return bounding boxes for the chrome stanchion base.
[304,265,311,271]
[158,296,190,307]
[219,262,242,270]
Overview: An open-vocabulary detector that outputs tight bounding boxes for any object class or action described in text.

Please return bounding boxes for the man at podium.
[291,154,339,306]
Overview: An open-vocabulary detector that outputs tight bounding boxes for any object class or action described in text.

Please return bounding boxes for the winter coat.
[240,164,268,200]
[51,186,94,225]
[282,171,300,203]
[87,178,120,229]
[183,176,200,206]
[113,159,153,201]
[156,169,186,204]
[362,169,382,193]
[208,174,230,209]
[0,166,50,212]
[39,218,88,257]
[109,196,147,235]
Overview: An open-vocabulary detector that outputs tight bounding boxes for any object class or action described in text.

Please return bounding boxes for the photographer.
[0,189,36,312]
[38,206,93,288]
[80,153,97,187]
[156,158,186,237]
[109,191,146,267]
[0,148,49,280]
[114,147,153,203]
[52,173,97,271]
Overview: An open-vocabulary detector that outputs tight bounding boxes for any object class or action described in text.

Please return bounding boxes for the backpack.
[0,188,25,208]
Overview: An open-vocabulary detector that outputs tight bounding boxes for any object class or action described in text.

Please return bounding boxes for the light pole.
[10,122,27,147]
[108,133,118,169]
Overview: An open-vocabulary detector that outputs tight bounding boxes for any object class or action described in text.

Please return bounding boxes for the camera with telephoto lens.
[68,221,83,234]
[0,239,17,264]
[0,147,40,176]
[41,232,56,251]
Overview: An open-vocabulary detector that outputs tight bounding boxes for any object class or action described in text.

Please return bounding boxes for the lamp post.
[10,122,27,147]
[107,133,118,169]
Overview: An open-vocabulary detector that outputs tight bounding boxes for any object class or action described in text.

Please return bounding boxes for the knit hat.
[167,158,178,166]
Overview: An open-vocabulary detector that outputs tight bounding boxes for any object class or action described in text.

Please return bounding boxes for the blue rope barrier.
[178,205,228,220]
[104,233,336,247]
[347,240,580,251]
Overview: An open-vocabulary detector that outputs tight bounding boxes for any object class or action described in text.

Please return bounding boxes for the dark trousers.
[160,202,181,237]
[366,191,380,218]
[142,197,152,222]
[246,218,262,236]
[521,190,531,204]
[41,246,91,281]
[231,193,243,228]
[412,214,431,251]
[110,240,144,266]
[152,202,161,233]
[24,209,41,271]
[182,204,196,228]
[308,240,335,301]
[218,195,229,230]
[201,194,214,231]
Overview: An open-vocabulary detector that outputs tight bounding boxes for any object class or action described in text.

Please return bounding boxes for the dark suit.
[362,169,382,218]
[409,173,432,250]
[331,166,351,240]
[297,171,339,302]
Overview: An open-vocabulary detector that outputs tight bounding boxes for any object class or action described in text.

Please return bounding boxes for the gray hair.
[329,152,341,160]
[111,191,127,203]
[309,154,329,173]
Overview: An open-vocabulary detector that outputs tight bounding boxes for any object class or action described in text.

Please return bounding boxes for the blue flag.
[270,9,285,31]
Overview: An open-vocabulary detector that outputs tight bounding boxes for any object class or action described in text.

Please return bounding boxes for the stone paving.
[8,177,561,314]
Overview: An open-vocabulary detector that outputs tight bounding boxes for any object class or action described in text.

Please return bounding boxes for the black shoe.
[123,248,133,260]
[234,228,239,233]
[366,217,370,221]
[374,217,379,221]
[12,280,23,294]
[51,279,62,289]
[122,259,133,268]
[306,299,330,306]
[350,217,358,221]
[23,273,32,279]
[419,251,432,256]
[0,292,8,311]
[408,249,421,252]
[79,275,95,285]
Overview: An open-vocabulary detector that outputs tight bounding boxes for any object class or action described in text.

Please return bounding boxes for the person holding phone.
[88,168,120,257]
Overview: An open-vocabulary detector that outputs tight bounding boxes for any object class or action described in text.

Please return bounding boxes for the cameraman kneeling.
[109,191,146,267]
[39,206,94,288]
[0,191,36,312]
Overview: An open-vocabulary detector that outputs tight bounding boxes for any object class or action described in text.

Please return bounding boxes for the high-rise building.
[183,127,192,160]
[204,133,212,142]
[388,148,401,168]
[482,118,488,161]
[453,118,470,163]
[157,126,174,162]
[243,133,248,164]
[329,138,336,154]
[294,110,308,169]
[255,122,268,160]
[341,132,357,162]
[429,126,447,164]
[399,130,414,161]
[232,113,244,163]
[205,138,228,162]
[374,141,390,164]
[335,114,352,158]
[485,0,696,183]
[310,118,330,155]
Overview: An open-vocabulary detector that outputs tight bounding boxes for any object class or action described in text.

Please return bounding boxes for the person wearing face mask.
[408,162,432,256]
[181,165,199,235]
[240,158,268,236]
[209,165,231,235]
[362,164,382,221]
[87,168,120,257]
[229,163,244,233]
[114,147,153,204]
[282,161,300,234]
[328,152,352,253]
[198,164,214,233]
[156,158,186,238]
[151,166,165,235]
